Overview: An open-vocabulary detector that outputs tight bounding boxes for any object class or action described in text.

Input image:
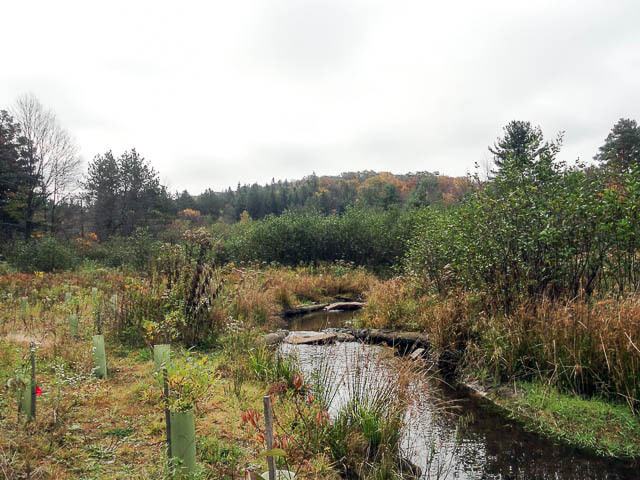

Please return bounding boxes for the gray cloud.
[253,0,366,73]
[1,0,639,192]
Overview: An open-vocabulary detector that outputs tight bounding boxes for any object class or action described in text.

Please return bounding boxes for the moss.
[492,381,640,459]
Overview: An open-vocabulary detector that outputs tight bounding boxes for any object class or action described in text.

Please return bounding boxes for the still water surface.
[281,310,638,480]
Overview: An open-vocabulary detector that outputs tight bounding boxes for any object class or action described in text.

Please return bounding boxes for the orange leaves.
[241,408,261,429]
[292,373,304,392]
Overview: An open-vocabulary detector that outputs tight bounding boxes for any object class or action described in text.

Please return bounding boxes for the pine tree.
[594,118,640,173]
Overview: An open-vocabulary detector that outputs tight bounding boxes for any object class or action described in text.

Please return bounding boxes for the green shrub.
[248,346,299,386]
[7,237,79,272]
[198,436,244,477]
[222,206,418,268]
[406,160,640,307]
[83,229,161,270]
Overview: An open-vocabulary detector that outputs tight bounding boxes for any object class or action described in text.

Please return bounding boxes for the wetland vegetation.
[2,104,640,478]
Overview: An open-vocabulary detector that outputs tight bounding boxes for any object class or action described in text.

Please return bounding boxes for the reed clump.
[306,346,421,479]
[362,278,640,412]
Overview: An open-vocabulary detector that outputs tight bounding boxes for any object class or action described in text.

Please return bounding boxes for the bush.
[7,237,79,272]
[116,240,224,347]
[406,161,640,308]
[80,229,161,270]
[222,206,418,268]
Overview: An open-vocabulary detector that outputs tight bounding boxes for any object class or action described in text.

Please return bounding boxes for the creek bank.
[460,380,640,461]
[266,323,640,465]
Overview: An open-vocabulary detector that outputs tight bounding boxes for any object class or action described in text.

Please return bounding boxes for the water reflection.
[286,309,360,331]
[282,314,638,480]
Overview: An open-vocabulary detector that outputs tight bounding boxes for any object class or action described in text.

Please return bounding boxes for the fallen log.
[281,304,328,317]
[349,329,430,354]
[324,301,365,312]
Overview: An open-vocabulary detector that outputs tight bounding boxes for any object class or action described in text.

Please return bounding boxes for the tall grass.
[362,279,640,412]
[306,345,422,479]
[473,297,640,411]
[216,264,374,327]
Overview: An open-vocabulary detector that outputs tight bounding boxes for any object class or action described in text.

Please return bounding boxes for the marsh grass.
[363,278,640,414]
[298,344,425,479]
[248,346,299,388]
[0,268,379,478]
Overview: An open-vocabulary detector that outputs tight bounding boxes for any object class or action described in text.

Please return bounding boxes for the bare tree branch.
[12,93,81,235]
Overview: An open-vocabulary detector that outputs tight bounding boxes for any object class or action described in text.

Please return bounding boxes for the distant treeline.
[66,167,471,242]
[3,91,640,298]
[0,94,470,242]
[177,169,470,221]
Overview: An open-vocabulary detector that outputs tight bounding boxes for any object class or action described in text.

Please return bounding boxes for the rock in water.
[409,347,426,360]
[263,330,289,346]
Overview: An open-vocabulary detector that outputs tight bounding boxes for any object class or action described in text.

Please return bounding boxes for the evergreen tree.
[594,118,640,173]
[85,151,120,239]
[85,149,164,239]
[489,120,549,173]
[0,110,30,237]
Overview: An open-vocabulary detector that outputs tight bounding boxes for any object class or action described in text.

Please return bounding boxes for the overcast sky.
[2,0,639,193]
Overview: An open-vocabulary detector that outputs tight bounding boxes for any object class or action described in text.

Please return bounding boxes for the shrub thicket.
[5,236,79,272]
[223,206,418,268]
[406,154,640,309]
[396,123,640,410]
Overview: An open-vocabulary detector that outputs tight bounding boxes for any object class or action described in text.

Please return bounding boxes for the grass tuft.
[495,382,640,459]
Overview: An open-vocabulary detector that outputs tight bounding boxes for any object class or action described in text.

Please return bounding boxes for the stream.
[280,310,638,480]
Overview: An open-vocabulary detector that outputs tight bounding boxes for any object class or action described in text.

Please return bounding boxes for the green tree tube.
[169,410,196,475]
[69,314,79,337]
[153,344,171,371]
[18,379,33,421]
[92,335,107,378]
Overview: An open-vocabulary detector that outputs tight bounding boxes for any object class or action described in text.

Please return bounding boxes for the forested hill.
[177,170,472,222]
[1,96,473,242]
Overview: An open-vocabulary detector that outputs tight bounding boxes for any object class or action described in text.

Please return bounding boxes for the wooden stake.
[263,395,276,480]
[29,342,36,420]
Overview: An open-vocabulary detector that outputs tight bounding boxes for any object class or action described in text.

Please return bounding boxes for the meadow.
[2,264,422,479]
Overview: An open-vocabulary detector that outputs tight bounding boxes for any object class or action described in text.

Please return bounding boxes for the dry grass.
[0,336,342,479]
[479,297,640,409]
[0,267,372,479]
[361,279,476,349]
[360,277,416,329]
[218,264,375,326]
[262,265,373,304]
[362,277,640,411]
[0,343,166,479]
